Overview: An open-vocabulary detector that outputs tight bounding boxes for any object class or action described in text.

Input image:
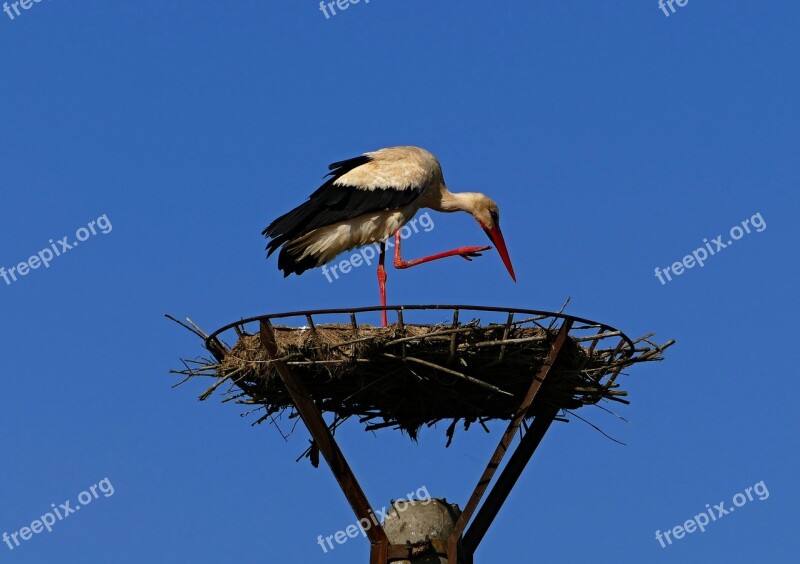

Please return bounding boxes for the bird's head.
[466,193,516,282]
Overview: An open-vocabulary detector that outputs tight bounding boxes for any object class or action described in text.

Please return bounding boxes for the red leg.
[393,231,491,269]
[377,242,388,327]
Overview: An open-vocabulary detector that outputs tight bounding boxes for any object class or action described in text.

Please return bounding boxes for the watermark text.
[655,480,769,548]
[658,0,689,17]
[321,212,434,283]
[316,485,431,553]
[319,0,371,20]
[1,214,113,287]
[3,477,115,552]
[654,212,766,285]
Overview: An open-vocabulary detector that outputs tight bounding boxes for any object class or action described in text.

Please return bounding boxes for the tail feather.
[263,200,313,241]
[263,153,376,273]
[276,240,324,276]
[262,155,373,261]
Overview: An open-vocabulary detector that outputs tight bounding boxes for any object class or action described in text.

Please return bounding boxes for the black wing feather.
[327,155,371,175]
[263,154,424,260]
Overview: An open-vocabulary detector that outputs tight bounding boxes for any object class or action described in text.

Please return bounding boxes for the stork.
[263,146,516,326]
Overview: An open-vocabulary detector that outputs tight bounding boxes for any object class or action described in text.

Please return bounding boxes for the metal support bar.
[462,405,559,553]
[370,540,389,564]
[446,319,573,563]
[259,320,390,558]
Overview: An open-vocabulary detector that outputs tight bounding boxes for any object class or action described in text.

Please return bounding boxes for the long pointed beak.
[484,225,516,282]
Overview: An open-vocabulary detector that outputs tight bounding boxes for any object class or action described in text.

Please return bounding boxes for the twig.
[382,353,513,397]
[165,314,205,339]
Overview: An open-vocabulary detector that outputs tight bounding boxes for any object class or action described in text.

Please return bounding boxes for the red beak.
[484,225,516,282]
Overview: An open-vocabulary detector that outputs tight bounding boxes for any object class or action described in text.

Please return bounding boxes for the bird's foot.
[459,245,492,261]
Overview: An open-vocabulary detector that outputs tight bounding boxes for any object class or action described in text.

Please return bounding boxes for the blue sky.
[1,1,797,562]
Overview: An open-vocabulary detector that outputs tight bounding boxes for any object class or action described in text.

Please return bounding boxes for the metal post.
[462,406,559,553]
[446,319,573,562]
[259,320,390,559]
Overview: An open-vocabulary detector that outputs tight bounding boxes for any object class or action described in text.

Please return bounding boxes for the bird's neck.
[434,188,480,213]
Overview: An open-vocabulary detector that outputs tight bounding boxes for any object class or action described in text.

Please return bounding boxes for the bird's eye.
[490,210,499,224]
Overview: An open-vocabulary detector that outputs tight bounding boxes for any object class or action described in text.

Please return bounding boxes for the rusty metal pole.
[259,320,391,561]
[462,406,559,553]
[446,319,573,563]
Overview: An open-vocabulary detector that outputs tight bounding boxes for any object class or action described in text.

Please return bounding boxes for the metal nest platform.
[172,305,672,444]
[170,305,673,563]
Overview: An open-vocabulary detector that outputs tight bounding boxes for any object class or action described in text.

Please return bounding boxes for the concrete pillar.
[383,498,462,563]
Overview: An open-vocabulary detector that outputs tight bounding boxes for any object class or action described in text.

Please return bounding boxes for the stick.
[381,353,514,397]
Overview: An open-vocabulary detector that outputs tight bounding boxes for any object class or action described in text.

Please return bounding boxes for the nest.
[171,306,673,445]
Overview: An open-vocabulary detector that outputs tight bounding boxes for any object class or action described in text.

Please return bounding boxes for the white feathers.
[288,205,420,265]
[334,147,442,191]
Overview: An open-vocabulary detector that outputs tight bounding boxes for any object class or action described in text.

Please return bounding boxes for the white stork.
[263,146,516,326]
